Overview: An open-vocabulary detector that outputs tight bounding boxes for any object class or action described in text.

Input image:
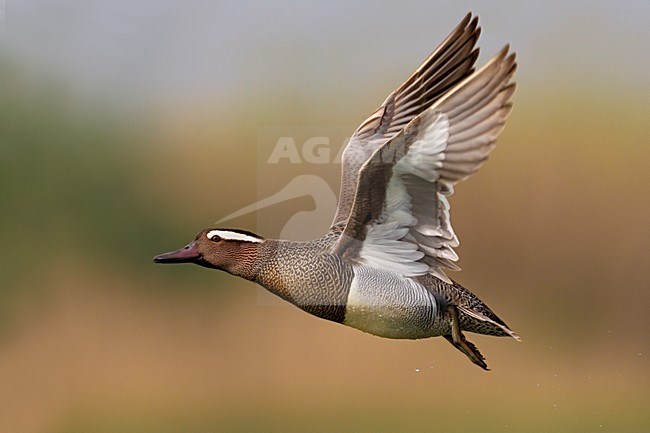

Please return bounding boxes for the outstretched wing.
[331,13,482,228]
[331,47,516,283]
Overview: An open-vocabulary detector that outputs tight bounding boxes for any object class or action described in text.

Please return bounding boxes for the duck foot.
[444,305,489,370]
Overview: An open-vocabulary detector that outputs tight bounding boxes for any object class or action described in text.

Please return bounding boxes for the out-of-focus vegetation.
[0,62,227,329]
[1,4,649,432]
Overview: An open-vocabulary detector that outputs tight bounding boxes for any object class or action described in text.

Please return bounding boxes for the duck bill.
[153,241,201,264]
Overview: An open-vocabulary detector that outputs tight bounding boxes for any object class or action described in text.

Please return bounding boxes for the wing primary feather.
[331,20,517,283]
[330,14,483,228]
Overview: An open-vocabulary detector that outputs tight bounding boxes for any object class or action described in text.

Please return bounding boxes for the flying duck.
[154,13,519,370]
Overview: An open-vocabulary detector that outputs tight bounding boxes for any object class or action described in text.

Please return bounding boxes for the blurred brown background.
[1,1,649,432]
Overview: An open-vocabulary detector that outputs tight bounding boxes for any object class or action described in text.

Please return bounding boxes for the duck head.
[153,228,265,278]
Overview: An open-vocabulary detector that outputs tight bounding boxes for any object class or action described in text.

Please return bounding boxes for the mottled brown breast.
[254,234,353,323]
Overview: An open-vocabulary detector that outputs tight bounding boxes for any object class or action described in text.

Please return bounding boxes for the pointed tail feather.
[458,305,521,341]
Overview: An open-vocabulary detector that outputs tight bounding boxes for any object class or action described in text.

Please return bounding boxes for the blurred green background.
[1,1,649,432]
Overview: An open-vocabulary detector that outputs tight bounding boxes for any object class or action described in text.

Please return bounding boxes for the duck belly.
[343,266,443,339]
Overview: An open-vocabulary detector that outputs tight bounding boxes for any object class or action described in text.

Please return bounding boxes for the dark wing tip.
[460,12,473,27]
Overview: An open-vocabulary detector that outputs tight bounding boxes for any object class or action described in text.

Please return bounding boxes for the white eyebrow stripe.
[206,230,263,243]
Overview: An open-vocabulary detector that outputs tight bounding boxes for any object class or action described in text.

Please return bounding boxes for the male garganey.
[155,13,519,370]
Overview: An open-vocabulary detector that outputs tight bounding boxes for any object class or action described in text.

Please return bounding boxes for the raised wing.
[331,47,516,282]
[331,13,481,227]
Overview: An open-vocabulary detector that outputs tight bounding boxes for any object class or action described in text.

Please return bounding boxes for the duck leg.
[444,304,489,370]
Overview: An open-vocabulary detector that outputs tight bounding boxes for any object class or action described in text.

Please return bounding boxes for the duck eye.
[211,235,222,242]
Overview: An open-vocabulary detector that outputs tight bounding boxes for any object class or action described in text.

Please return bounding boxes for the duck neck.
[225,239,279,282]
[222,238,308,285]
[249,239,294,291]
[251,239,312,300]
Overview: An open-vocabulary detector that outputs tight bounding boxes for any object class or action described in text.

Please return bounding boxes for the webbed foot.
[444,304,489,370]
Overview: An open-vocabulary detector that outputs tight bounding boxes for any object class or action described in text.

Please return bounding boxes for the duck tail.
[458,305,521,341]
